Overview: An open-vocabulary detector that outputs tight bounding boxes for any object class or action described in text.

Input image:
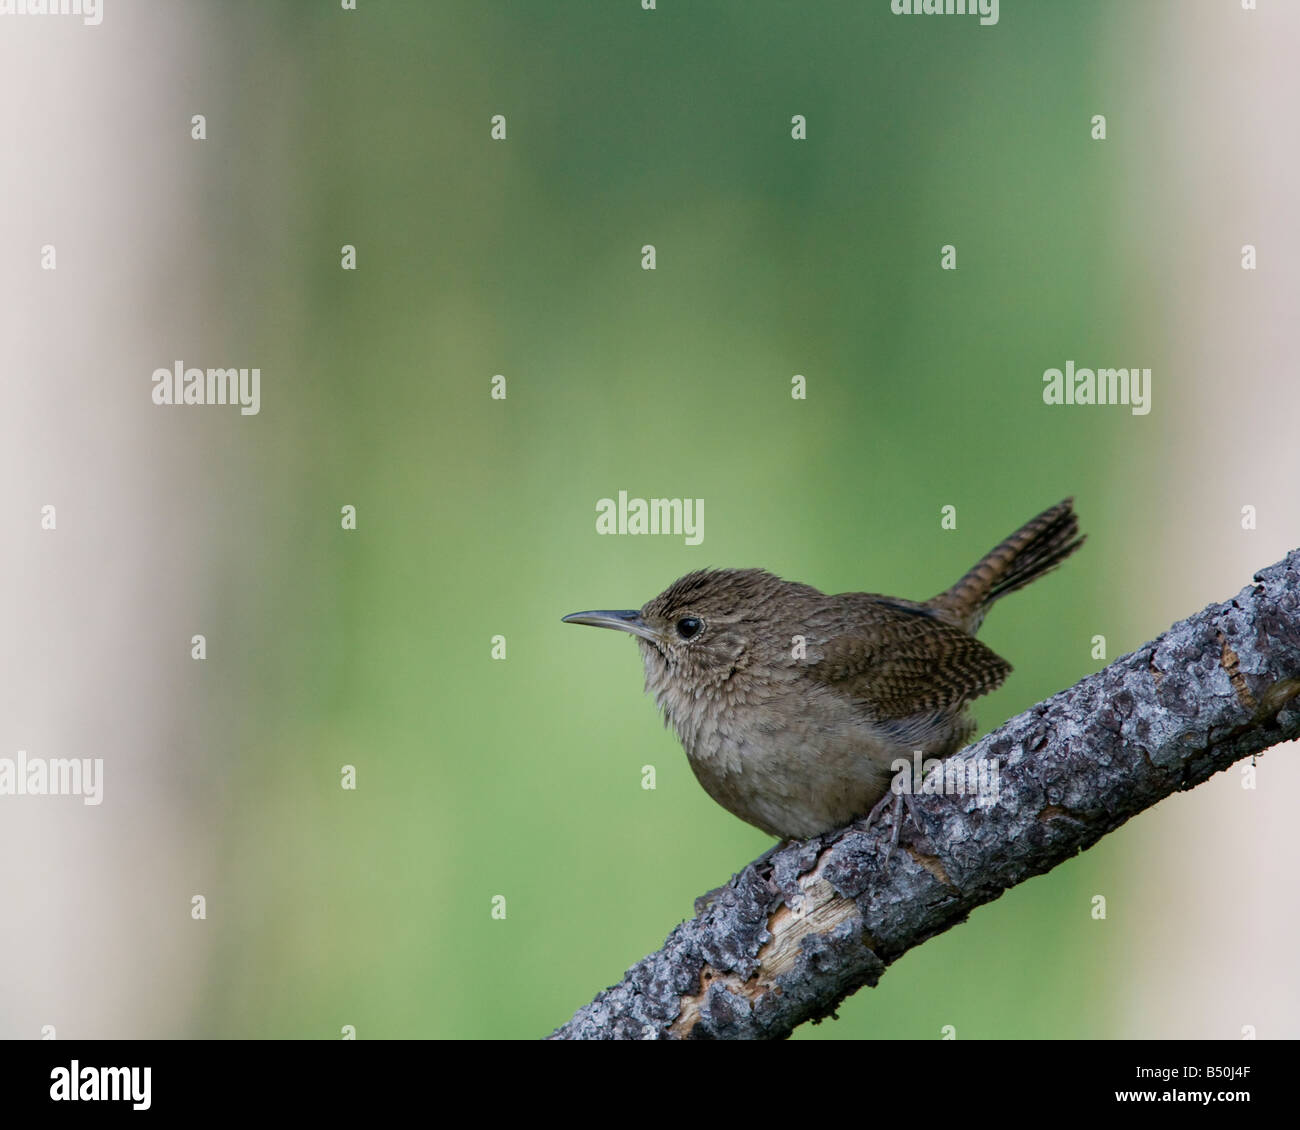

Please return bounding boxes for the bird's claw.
[864,789,922,865]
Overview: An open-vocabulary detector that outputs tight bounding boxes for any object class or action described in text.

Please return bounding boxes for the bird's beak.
[562,609,660,643]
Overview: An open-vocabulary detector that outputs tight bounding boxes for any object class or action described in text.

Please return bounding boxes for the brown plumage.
[564,499,1084,840]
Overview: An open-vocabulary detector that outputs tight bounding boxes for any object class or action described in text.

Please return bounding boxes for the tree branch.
[550,550,1300,1040]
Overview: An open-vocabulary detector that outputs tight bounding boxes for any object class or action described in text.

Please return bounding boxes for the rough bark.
[550,550,1300,1040]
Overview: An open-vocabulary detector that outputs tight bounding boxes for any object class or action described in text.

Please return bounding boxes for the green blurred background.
[5,0,1298,1040]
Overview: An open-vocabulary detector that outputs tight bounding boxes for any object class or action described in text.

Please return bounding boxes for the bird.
[563,499,1084,843]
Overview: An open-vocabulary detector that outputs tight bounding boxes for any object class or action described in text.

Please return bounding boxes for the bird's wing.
[802,599,1012,721]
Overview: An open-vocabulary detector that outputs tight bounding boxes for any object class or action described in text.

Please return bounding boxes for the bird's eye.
[675,616,704,640]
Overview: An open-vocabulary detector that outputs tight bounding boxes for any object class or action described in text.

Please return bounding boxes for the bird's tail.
[927,498,1084,634]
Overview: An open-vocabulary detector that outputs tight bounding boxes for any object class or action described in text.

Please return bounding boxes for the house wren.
[563,499,1083,841]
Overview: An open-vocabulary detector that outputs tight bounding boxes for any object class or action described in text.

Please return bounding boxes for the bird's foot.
[863,789,922,865]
